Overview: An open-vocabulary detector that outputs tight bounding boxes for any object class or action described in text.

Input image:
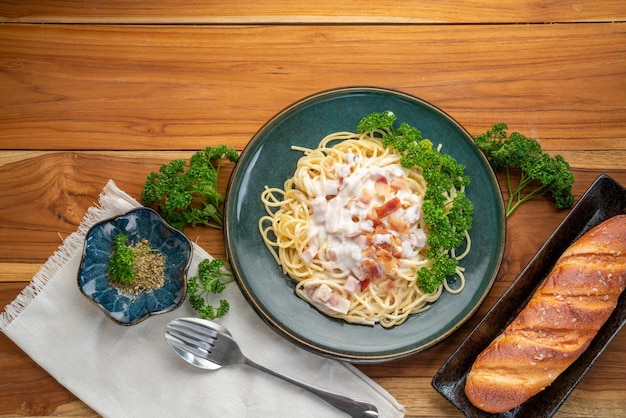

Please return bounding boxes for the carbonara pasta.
[259,130,470,327]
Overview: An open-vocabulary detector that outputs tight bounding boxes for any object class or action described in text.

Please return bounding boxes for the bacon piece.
[360,258,382,280]
[390,235,404,258]
[358,188,373,204]
[390,178,409,191]
[375,248,399,276]
[375,241,393,253]
[361,245,376,258]
[344,276,361,293]
[375,197,401,219]
[301,245,318,264]
[374,176,391,198]
[309,284,351,315]
[388,213,409,234]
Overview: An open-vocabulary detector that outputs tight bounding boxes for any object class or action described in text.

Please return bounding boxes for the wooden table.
[1,2,625,416]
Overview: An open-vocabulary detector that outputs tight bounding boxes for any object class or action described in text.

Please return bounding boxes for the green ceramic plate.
[224,87,505,363]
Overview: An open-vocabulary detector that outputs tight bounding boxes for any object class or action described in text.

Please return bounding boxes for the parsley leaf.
[187,258,235,319]
[141,145,239,231]
[474,123,574,217]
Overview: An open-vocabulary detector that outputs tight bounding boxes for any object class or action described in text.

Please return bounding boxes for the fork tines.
[166,318,219,354]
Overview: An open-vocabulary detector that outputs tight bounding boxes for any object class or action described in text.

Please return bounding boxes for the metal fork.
[165,317,379,417]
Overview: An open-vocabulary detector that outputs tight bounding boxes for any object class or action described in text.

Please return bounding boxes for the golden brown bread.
[464,214,626,413]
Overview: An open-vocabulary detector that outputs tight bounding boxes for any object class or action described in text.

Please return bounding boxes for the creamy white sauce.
[305,152,426,305]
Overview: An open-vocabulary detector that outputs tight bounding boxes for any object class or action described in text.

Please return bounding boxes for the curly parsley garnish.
[188,258,235,319]
[141,145,239,231]
[357,111,473,293]
[474,123,574,217]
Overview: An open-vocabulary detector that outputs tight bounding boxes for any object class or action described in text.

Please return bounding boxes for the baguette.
[465,214,626,413]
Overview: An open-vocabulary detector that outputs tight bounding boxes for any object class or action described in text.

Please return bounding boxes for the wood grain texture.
[0,24,625,153]
[1,0,625,24]
[1,3,626,416]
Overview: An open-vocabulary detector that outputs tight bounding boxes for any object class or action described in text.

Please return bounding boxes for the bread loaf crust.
[465,214,626,413]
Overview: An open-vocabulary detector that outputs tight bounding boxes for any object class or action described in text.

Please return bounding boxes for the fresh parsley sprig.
[141,145,239,231]
[357,111,474,293]
[474,123,574,217]
[187,258,235,319]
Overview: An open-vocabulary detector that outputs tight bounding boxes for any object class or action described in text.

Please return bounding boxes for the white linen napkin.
[0,180,404,418]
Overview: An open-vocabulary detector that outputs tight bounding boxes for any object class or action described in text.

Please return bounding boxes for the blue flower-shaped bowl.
[78,207,192,325]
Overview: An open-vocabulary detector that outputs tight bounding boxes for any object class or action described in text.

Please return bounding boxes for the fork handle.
[244,358,379,417]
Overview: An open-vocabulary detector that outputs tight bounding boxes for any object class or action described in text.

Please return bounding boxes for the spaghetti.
[259,130,470,327]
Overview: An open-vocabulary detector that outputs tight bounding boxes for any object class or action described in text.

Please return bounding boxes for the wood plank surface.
[1,24,624,152]
[1,0,625,24]
[1,2,626,416]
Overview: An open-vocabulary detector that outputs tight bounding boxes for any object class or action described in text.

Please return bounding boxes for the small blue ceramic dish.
[77,207,192,326]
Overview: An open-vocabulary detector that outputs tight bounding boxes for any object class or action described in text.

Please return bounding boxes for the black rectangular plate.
[432,174,626,418]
